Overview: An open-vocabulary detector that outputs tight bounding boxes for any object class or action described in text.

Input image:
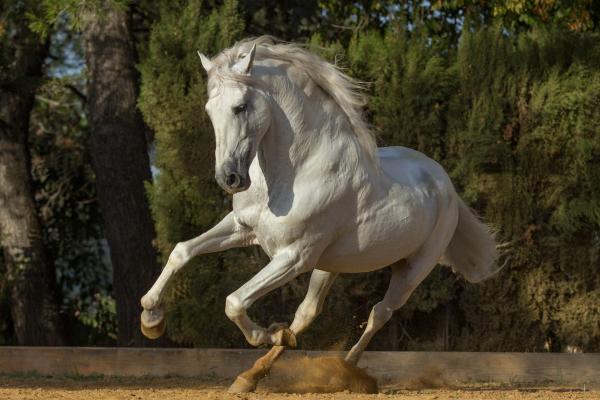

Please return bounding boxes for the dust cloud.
[261,356,378,394]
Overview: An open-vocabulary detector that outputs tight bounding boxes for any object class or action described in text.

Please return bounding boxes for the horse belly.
[317,247,407,274]
[316,207,433,273]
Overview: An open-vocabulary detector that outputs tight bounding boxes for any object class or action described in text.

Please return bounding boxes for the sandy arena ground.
[1,375,599,400]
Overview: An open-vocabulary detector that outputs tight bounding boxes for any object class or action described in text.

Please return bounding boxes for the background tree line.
[0,0,599,351]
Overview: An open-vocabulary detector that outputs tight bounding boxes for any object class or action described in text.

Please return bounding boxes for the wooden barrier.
[0,347,598,388]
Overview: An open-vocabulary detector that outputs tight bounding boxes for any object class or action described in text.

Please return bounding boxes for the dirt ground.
[1,375,599,400]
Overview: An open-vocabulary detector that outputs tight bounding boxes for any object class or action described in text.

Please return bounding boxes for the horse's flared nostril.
[226,173,241,188]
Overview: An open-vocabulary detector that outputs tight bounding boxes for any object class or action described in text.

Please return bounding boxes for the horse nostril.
[226,173,241,188]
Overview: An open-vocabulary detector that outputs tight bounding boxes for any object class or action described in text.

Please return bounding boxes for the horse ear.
[197,51,213,73]
[232,44,256,74]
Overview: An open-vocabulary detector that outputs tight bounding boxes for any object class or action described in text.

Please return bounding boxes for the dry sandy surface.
[1,375,599,400]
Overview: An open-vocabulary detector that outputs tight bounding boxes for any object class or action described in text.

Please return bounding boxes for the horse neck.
[258,74,365,182]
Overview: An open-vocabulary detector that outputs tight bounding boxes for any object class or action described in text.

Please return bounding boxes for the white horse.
[140,36,497,391]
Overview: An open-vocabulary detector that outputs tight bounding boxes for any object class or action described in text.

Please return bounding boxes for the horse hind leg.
[344,256,439,365]
[345,192,459,365]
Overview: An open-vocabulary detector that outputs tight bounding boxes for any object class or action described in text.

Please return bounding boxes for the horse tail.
[444,197,499,283]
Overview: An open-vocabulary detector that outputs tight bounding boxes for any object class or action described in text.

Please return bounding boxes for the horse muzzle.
[216,162,251,194]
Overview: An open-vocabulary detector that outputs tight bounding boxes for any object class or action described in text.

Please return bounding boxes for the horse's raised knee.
[169,242,190,269]
[225,294,244,321]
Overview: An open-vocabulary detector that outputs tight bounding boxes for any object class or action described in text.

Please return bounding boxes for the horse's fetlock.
[247,332,265,347]
[141,292,159,310]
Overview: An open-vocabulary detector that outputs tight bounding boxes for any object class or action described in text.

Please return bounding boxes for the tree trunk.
[0,14,65,345]
[82,2,162,346]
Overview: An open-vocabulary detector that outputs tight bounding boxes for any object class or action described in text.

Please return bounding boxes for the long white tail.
[444,197,498,283]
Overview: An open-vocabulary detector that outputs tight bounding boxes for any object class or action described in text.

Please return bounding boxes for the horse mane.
[208,36,378,165]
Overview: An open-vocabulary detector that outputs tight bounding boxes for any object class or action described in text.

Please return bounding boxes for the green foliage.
[350,26,456,159]
[489,0,599,31]
[240,0,321,40]
[27,0,131,38]
[73,293,117,341]
[427,27,599,352]
[435,0,600,32]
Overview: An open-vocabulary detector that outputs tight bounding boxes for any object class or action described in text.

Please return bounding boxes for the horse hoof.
[272,327,297,348]
[141,318,166,339]
[228,376,257,393]
[140,308,166,339]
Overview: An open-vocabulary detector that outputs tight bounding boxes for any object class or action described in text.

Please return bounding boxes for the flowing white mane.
[207,36,378,163]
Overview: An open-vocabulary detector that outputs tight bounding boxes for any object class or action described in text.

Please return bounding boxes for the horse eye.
[233,103,247,115]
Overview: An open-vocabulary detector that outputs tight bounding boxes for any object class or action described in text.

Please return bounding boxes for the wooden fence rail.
[0,347,598,388]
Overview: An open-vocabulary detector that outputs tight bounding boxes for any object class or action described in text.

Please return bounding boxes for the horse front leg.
[140,212,253,339]
[224,247,319,348]
[229,269,337,393]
